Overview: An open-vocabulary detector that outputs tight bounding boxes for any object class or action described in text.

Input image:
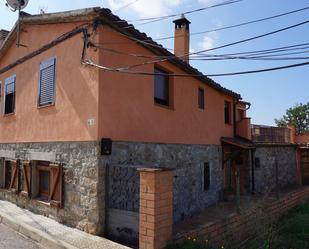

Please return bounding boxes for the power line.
[99,6,309,43]
[195,43,309,57]
[117,0,243,24]
[83,59,309,77]
[113,0,140,13]
[154,6,309,41]
[119,19,309,70]
[92,43,309,60]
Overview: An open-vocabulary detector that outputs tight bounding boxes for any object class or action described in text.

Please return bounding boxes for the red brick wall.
[173,187,309,246]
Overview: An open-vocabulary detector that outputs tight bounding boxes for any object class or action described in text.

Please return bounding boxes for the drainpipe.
[233,98,239,137]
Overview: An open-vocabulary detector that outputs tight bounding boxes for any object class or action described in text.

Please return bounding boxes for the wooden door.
[301,150,309,185]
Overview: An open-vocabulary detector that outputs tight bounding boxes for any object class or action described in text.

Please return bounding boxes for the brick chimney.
[0,29,9,47]
[173,14,191,63]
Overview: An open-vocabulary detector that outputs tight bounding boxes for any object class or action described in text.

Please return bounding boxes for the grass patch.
[274,201,309,249]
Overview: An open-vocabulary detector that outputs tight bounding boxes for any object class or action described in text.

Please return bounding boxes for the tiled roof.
[0,7,241,98]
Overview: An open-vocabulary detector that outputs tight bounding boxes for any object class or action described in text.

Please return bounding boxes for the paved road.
[0,224,41,249]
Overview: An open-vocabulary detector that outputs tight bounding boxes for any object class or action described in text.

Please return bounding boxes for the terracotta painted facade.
[0,22,99,143]
[0,20,241,146]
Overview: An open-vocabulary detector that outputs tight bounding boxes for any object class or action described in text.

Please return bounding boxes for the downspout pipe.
[233,98,239,137]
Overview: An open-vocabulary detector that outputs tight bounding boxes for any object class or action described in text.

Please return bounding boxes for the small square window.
[154,68,169,106]
[224,101,231,124]
[198,88,205,109]
[204,162,210,191]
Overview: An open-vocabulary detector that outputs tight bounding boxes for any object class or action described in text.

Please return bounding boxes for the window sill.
[33,198,51,207]
[37,103,55,110]
[154,102,174,111]
[3,113,15,117]
[0,189,13,193]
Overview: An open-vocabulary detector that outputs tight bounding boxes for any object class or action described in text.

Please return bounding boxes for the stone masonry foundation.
[0,141,105,235]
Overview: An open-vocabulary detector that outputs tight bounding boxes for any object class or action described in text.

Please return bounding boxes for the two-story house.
[0,7,272,242]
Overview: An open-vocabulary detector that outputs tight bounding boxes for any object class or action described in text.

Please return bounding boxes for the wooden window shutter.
[9,160,19,193]
[20,161,31,197]
[49,163,63,208]
[38,57,56,107]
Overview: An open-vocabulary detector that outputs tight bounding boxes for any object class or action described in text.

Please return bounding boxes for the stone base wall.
[0,141,104,235]
[254,146,297,193]
[105,142,223,224]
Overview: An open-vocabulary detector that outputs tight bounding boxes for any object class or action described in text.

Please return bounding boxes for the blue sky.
[0,0,308,125]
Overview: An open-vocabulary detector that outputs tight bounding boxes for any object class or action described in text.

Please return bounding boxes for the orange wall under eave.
[97,26,235,145]
[0,22,238,145]
[0,22,99,143]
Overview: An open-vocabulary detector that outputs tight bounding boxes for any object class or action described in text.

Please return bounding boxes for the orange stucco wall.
[0,22,239,145]
[97,25,235,145]
[0,22,99,142]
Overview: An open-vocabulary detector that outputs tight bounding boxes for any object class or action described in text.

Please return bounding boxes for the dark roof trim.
[221,137,255,149]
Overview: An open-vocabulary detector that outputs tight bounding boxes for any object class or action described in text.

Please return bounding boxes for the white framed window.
[4,75,16,115]
[38,57,56,107]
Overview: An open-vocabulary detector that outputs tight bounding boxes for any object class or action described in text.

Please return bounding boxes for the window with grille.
[38,57,56,107]
[4,75,16,115]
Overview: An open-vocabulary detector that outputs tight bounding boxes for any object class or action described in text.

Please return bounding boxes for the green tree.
[275,103,309,134]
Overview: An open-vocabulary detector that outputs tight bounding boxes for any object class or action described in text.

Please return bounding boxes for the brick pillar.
[138,168,174,249]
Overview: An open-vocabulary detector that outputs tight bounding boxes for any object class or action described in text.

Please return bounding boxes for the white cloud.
[199,36,215,50]
[198,32,218,50]
[107,0,182,18]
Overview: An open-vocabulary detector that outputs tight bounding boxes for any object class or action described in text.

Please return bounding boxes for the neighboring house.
[0,7,301,245]
[250,125,298,194]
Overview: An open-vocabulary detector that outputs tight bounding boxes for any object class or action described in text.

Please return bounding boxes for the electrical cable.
[99,6,309,43]
[92,43,309,60]
[117,19,309,70]
[116,0,244,23]
[83,59,309,77]
[113,0,140,14]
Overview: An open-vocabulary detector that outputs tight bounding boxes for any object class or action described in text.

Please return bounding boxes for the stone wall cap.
[137,167,175,172]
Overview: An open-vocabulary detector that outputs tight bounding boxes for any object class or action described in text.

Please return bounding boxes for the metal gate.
[105,164,140,247]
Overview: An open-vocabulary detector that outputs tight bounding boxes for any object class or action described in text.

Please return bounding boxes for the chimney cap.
[173,14,191,25]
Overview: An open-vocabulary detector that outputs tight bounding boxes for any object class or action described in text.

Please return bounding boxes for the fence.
[251,126,291,144]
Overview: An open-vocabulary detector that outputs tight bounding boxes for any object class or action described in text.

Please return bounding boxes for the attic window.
[38,57,56,107]
[4,75,16,115]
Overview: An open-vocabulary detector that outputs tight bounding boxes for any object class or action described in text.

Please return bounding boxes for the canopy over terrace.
[221,137,256,197]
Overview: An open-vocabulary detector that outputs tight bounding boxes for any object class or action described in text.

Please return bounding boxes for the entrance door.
[301,150,309,185]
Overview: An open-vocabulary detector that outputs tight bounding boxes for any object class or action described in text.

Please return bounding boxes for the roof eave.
[0,7,101,59]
